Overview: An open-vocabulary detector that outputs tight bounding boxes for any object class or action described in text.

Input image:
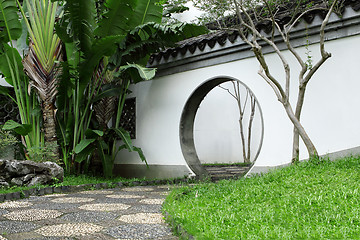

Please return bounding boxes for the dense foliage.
[0,0,207,178]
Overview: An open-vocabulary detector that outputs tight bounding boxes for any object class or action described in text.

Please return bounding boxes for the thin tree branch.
[286,6,329,34]
[283,1,303,30]
[253,46,287,102]
[262,0,276,41]
[302,0,338,85]
[258,66,283,102]
[218,85,238,100]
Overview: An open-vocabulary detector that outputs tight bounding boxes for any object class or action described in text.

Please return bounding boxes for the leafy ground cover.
[163,156,360,239]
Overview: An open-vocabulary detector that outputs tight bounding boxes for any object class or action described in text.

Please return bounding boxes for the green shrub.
[0,129,18,159]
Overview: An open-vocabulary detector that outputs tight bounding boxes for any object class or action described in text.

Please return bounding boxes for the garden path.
[0,185,177,240]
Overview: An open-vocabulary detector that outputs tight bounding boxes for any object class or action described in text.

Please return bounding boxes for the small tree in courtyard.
[192,0,341,162]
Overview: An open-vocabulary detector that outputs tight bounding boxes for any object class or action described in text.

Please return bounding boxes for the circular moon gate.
[179,76,264,178]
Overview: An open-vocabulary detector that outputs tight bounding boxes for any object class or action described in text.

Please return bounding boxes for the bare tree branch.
[218,85,238,100]
[258,66,283,102]
[302,0,338,85]
[253,46,287,101]
[286,7,328,34]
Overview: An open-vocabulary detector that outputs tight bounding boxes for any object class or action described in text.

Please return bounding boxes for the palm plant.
[20,0,62,159]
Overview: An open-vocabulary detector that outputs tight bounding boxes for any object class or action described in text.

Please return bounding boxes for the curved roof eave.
[148,1,360,77]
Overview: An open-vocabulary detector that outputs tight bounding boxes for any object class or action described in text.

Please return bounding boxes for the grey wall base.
[247,146,360,177]
[113,164,192,179]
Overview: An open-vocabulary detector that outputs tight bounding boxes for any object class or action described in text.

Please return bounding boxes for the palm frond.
[22,0,62,103]
[23,39,62,102]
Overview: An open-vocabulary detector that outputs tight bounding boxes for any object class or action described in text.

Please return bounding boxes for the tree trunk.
[283,101,318,159]
[239,118,249,163]
[247,94,256,162]
[43,101,59,160]
[292,85,307,163]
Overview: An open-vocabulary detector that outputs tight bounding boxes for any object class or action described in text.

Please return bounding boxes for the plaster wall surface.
[0,77,10,87]
[193,81,263,164]
[115,34,360,174]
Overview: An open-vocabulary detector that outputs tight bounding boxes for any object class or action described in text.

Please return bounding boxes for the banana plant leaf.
[130,0,162,27]
[0,0,22,43]
[0,45,25,86]
[0,85,9,96]
[118,144,147,165]
[74,138,96,154]
[2,120,32,136]
[112,127,133,151]
[75,145,95,163]
[94,0,136,37]
[85,129,104,138]
[117,63,156,83]
[133,146,146,164]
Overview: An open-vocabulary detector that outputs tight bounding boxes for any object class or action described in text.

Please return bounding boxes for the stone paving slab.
[0,186,177,240]
[203,164,252,181]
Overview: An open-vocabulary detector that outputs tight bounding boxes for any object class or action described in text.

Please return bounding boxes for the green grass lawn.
[163,156,360,239]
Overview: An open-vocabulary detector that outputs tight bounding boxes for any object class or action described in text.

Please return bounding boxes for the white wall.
[0,77,11,87]
[193,81,263,164]
[115,34,360,171]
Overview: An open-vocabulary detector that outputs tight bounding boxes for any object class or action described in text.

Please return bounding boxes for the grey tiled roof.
[148,0,360,66]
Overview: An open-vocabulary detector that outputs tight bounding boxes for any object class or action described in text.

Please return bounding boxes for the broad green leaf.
[163,5,189,16]
[130,0,163,28]
[60,0,96,55]
[113,128,133,151]
[85,129,104,138]
[75,146,95,163]
[0,0,22,43]
[79,35,125,94]
[176,23,209,39]
[95,0,136,37]
[118,63,156,83]
[0,44,25,86]
[98,139,109,151]
[133,146,147,164]
[74,138,96,154]
[116,143,146,165]
[91,130,104,137]
[54,21,72,43]
[0,85,9,96]
[2,120,32,136]
[112,22,208,69]
[117,144,127,152]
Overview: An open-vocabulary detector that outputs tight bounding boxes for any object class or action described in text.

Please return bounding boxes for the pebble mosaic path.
[0,186,177,240]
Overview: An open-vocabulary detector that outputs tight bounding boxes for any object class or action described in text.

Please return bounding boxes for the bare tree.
[199,0,340,162]
[219,81,257,163]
